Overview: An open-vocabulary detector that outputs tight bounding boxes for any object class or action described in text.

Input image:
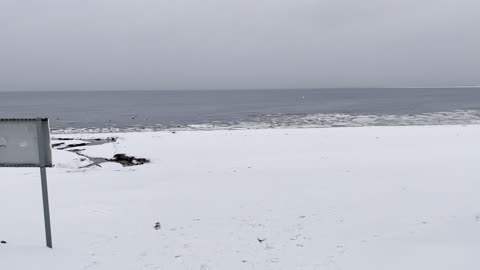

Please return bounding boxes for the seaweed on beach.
[109,154,150,167]
[52,136,149,168]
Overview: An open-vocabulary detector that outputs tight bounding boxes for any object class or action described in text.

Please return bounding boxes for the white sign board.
[0,119,52,167]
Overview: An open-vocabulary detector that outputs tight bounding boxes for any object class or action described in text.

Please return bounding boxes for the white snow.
[2,125,480,269]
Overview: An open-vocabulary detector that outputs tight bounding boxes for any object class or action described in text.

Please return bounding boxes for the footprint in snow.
[270,258,280,263]
[257,238,266,243]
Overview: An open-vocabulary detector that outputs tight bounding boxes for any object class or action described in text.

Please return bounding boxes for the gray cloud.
[1,0,479,91]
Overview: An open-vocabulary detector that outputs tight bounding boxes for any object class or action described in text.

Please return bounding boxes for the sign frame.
[0,118,52,167]
[0,118,53,248]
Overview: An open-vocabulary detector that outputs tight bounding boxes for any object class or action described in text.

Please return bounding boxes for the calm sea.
[1,88,480,133]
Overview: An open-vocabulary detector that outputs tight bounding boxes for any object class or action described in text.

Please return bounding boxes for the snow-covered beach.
[2,125,480,269]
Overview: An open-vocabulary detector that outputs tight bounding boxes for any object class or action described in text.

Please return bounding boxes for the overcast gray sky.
[1,0,479,91]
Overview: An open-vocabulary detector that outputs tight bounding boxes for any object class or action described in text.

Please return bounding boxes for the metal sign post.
[0,118,53,248]
[36,119,53,248]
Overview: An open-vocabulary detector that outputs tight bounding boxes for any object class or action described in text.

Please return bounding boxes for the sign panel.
[0,119,52,167]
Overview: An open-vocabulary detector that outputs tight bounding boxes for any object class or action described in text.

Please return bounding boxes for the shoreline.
[51,111,480,135]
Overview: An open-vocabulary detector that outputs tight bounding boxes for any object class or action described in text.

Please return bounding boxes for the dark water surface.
[1,88,480,132]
